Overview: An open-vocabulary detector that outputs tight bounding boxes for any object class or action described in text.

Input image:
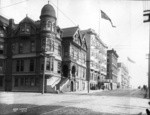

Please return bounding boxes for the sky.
[0,0,150,88]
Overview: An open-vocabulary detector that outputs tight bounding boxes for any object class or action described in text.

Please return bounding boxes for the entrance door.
[62,65,69,78]
[71,81,73,92]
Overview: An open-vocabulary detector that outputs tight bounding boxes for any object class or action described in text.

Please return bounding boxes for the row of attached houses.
[0,3,130,93]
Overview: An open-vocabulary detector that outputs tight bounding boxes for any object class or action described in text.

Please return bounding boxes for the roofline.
[107,49,119,58]
[81,28,108,48]
[0,15,9,26]
[61,26,79,31]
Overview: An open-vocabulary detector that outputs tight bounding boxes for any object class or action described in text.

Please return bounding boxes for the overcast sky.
[0,0,150,88]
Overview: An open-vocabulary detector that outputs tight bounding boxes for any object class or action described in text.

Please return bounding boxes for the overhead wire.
[0,0,27,9]
[0,0,76,27]
[50,1,77,26]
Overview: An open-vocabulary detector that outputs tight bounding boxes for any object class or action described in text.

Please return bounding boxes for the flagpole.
[143,9,150,98]
[148,21,150,98]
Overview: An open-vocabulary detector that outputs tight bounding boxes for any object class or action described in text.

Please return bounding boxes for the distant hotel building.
[117,62,130,89]
[81,29,107,90]
[107,49,118,90]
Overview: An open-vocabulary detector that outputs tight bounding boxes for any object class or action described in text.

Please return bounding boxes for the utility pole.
[143,10,150,98]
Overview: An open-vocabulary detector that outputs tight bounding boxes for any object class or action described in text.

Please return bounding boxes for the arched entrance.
[71,81,74,91]
[62,65,69,78]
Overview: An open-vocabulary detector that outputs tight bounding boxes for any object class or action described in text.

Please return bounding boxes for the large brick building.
[0,3,63,93]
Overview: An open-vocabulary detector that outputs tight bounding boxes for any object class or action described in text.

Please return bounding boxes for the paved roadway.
[0,89,149,115]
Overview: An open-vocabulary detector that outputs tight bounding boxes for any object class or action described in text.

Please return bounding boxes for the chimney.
[9,19,14,29]
[8,19,14,37]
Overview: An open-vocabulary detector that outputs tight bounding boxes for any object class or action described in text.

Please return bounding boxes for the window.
[51,40,54,51]
[14,77,19,87]
[12,43,15,54]
[0,77,3,87]
[16,60,20,72]
[47,21,51,30]
[25,77,30,86]
[30,77,35,86]
[76,81,79,90]
[54,42,61,56]
[52,22,55,32]
[19,43,23,53]
[57,61,61,73]
[46,58,50,70]
[83,68,85,78]
[30,59,35,72]
[16,60,24,72]
[20,77,24,86]
[31,41,35,52]
[40,58,44,71]
[0,42,4,54]
[64,46,68,57]
[0,61,3,72]
[20,60,24,72]
[21,26,25,32]
[83,82,85,90]
[41,38,46,51]
[41,21,46,30]
[20,24,30,33]
[58,45,61,56]
[45,38,54,52]
[46,38,51,51]
[26,25,30,33]
[0,30,4,37]
[51,58,54,71]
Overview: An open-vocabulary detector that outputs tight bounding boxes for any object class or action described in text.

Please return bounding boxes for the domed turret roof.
[40,3,56,19]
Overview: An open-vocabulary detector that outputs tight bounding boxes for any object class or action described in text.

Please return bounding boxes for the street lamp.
[143,10,150,98]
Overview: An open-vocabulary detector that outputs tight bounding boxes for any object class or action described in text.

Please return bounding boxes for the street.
[0,89,149,115]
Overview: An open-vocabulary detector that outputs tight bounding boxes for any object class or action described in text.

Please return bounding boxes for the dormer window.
[20,24,30,34]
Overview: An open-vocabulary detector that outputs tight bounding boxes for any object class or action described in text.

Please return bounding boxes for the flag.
[101,10,116,28]
[127,57,135,63]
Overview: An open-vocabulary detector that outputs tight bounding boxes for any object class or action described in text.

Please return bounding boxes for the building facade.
[107,49,118,90]
[81,29,107,90]
[0,16,8,91]
[0,3,63,93]
[117,62,130,89]
[59,26,87,92]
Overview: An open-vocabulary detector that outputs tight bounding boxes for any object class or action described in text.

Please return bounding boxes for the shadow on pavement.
[0,103,144,115]
[0,103,63,115]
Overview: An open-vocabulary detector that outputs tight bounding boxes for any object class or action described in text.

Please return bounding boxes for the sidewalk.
[0,89,105,96]
[64,89,104,95]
